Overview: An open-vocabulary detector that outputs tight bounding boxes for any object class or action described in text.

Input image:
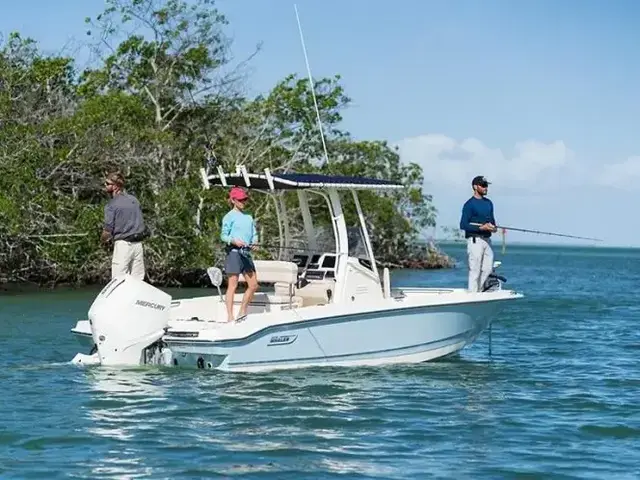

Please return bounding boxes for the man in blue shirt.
[459,175,497,292]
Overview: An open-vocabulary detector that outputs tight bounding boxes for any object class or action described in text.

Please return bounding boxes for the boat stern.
[70,275,174,367]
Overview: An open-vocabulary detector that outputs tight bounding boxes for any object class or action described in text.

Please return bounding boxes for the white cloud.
[396,134,579,191]
[597,156,640,190]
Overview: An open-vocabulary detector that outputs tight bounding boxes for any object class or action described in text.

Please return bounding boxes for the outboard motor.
[72,275,172,366]
[482,261,507,292]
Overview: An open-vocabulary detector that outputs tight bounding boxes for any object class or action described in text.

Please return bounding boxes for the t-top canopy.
[201,167,405,191]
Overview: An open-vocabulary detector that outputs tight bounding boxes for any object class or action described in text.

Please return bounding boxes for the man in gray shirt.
[101,172,147,281]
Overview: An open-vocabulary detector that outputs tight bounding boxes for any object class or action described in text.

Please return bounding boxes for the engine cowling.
[86,275,172,366]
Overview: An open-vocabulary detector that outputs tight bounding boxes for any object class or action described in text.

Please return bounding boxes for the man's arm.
[459,201,481,233]
[101,204,115,245]
[483,199,498,232]
[491,203,496,225]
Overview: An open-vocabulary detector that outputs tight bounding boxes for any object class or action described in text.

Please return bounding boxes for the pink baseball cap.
[229,186,249,201]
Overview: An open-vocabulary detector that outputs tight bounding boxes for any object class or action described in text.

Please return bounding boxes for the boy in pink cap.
[220,186,259,321]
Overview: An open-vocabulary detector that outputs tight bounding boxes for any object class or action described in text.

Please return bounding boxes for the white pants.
[467,237,494,292]
[112,240,145,280]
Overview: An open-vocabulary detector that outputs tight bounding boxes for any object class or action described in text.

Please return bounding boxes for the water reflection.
[80,367,170,478]
[84,366,168,395]
[68,355,574,478]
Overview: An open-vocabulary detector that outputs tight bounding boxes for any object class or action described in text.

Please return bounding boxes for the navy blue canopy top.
[205,171,404,190]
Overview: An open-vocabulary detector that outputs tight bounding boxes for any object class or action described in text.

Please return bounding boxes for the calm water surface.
[1,244,639,479]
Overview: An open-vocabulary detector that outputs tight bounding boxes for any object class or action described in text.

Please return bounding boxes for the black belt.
[466,233,490,243]
[466,233,490,238]
[120,232,146,242]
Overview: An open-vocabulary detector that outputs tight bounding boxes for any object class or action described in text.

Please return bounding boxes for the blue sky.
[3,0,640,246]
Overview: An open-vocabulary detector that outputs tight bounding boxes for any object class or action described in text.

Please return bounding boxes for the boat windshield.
[254,190,372,267]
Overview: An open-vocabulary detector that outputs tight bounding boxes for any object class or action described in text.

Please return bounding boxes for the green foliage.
[0,0,450,287]
[440,225,465,242]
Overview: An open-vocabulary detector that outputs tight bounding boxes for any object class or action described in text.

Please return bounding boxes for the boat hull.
[164,297,505,372]
[69,279,521,372]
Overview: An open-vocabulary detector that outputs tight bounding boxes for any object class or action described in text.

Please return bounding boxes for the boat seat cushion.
[238,260,298,285]
[291,280,336,306]
[229,291,303,308]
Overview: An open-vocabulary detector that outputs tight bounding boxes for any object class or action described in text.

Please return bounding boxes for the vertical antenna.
[294,4,329,164]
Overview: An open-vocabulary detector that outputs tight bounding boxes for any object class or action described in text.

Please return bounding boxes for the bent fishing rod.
[470,223,602,242]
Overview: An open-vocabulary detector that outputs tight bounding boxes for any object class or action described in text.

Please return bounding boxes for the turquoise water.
[1,244,639,478]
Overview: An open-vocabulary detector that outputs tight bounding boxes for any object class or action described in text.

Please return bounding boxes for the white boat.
[70,166,523,371]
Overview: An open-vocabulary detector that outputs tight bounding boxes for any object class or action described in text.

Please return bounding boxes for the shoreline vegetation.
[0,0,455,290]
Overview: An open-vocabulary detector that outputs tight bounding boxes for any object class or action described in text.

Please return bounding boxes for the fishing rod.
[219,242,390,264]
[25,233,89,238]
[219,242,337,254]
[470,223,602,242]
[253,243,322,252]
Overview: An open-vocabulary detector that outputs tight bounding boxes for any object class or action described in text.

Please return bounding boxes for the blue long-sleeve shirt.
[221,209,258,247]
[459,196,496,238]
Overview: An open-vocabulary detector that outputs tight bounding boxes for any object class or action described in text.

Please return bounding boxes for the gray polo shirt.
[104,192,146,241]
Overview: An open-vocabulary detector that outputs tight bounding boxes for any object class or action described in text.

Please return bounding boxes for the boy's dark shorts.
[224,249,256,275]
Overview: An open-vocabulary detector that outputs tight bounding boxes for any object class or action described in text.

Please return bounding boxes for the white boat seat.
[288,279,336,306]
[236,260,334,307]
[237,260,300,307]
[238,260,298,286]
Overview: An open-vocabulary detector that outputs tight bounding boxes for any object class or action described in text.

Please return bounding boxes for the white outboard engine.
[71,275,172,366]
